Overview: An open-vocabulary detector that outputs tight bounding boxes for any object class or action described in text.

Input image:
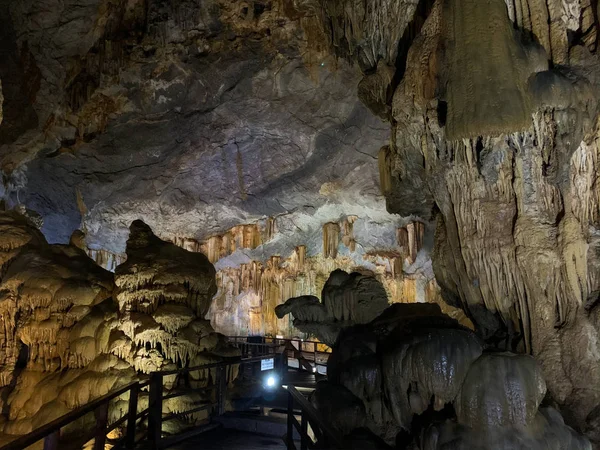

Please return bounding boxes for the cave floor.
[166,428,286,449]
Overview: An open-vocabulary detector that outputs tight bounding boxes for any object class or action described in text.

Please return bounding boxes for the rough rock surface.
[0,0,451,342]
[0,212,234,442]
[312,303,590,448]
[0,0,389,253]
[0,211,136,438]
[365,0,600,439]
[2,0,600,445]
[114,219,236,371]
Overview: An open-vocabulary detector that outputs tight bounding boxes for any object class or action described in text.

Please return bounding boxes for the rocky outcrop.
[0,211,136,437]
[366,0,600,440]
[0,212,232,441]
[313,303,590,449]
[115,219,236,372]
[276,269,391,345]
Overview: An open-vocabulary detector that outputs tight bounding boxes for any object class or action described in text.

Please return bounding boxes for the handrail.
[147,352,286,449]
[286,385,345,449]
[1,380,145,450]
[3,349,288,450]
[228,336,327,346]
[228,336,331,373]
[157,353,278,376]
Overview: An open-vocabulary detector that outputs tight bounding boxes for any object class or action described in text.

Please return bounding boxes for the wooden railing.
[0,380,148,450]
[1,337,331,450]
[285,386,344,450]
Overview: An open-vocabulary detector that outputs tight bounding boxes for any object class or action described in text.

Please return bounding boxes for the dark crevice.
[390,0,436,96]
[0,3,39,144]
[475,137,484,173]
[437,100,447,127]
[591,1,600,52]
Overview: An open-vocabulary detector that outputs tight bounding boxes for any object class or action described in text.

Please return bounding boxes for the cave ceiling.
[0,0,395,253]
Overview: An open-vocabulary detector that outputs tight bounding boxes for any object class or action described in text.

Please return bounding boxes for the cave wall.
[371,0,600,438]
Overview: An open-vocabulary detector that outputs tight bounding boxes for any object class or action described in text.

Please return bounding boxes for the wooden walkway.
[166,428,286,450]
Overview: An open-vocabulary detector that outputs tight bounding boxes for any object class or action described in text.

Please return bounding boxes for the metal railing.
[228,336,331,373]
[0,353,284,450]
[286,386,344,450]
[1,336,329,450]
[0,380,148,450]
[147,353,282,449]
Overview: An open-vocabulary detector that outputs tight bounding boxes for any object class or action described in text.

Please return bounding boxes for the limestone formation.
[275,269,390,345]
[364,0,600,439]
[1,0,600,446]
[202,217,449,338]
[0,211,135,438]
[312,302,590,448]
[0,212,234,443]
[115,220,235,371]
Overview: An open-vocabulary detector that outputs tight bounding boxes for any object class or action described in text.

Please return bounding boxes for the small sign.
[261,358,274,371]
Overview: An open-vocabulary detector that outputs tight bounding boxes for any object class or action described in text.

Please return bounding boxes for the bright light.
[312,366,317,373]
[266,375,277,388]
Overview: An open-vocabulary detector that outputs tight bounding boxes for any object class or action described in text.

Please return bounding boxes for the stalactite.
[323,222,341,258]
[378,146,393,194]
[266,217,277,241]
[397,221,425,264]
[195,223,262,263]
[341,216,358,251]
[170,236,202,253]
[87,248,126,272]
[289,245,306,274]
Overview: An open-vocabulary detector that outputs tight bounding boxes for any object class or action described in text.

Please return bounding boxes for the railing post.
[125,382,139,449]
[93,402,109,450]
[43,430,60,450]
[280,348,288,380]
[216,366,226,416]
[287,389,294,450]
[148,373,163,449]
[300,411,308,450]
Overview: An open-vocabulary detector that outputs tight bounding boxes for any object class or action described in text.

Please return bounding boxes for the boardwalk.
[168,428,286,450]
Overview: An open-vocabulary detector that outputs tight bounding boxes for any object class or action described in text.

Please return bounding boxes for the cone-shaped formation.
[115,220,232,370]
[0,214,235,441]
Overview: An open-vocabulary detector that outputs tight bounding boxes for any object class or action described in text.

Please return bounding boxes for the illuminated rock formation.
[0,211,136,436]
[276,271,441,345]
[202,217,466,338]
[0,213,234,441]
[115,220,235,371]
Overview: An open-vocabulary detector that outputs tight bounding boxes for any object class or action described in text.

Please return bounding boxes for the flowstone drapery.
[311,303,590,449]
[0,212,234,443]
